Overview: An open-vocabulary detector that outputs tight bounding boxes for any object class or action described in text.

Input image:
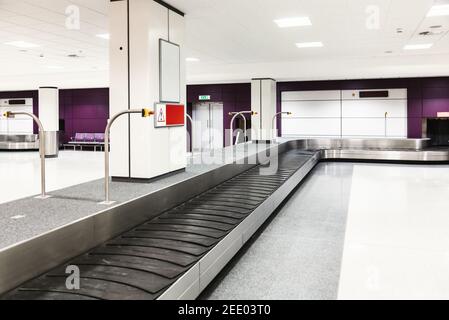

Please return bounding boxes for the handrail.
[229,111,257,145]
[272,112,292,141]
[100,108,154,205]
[186,114,193,152]
[3,111,49,199]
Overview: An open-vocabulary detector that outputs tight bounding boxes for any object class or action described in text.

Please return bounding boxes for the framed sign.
[154,103,185,128]
[159,39,180,103]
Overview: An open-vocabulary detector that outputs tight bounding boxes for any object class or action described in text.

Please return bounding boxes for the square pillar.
[251,78,277,141]
[38,87,59,158]
[109,0,186,180]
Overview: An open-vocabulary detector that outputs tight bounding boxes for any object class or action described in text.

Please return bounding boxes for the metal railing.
[100,108,154,205]
[3,111,50,199]
[272,111,292,141]
[229,111,257,145]
[186,114,193,152]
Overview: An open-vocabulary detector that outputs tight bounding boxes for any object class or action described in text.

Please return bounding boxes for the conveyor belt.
[2,150,316,300]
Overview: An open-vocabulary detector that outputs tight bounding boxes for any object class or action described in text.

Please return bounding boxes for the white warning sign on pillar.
[155,104,167,127]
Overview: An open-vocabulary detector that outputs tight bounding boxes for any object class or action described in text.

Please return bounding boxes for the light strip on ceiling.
[427,4,449,17]
[296,41,324,48]
[274,17,312,28]
[404,43,433,50]
[4,41,40,48]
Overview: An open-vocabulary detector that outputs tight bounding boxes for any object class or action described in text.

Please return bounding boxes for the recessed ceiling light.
[274,17,312,28]
[296,41,323,48]
[186,57,200,62]
[4,41,40,48]
[96,33,110,40]
[404,43,433,50]
[427,4,449,17]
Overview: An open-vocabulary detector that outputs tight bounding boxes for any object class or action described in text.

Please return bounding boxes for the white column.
[109,0,186,180]
[38,87,59,157]
[251,78,277,141]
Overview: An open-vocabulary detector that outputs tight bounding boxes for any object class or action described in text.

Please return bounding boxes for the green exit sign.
[199,95,211,101]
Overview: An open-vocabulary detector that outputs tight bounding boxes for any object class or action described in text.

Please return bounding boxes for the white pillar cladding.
[109,0,186,180]
[251,78,277,141]
[38,87,59,157]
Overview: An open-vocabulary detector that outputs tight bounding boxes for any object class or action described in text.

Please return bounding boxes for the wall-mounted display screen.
[159,39,180,103]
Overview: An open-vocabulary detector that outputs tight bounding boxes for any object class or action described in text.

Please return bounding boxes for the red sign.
[166,104,185,126]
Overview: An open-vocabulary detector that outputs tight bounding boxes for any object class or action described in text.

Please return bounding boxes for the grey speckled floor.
[200,162,354,300]
[0,143,271,250]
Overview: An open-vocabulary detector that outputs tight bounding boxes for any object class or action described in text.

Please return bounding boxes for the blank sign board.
[159,39,180,103]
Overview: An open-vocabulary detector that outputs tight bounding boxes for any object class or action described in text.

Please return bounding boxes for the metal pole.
[3,111,49,199]
[385,112,388,137]
[101,109,154,205]
[272,112,292,141]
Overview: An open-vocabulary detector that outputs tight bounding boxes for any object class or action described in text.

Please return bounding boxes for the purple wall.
[0,88,109,143]
[59,88,109,143]
[187,83,251,146]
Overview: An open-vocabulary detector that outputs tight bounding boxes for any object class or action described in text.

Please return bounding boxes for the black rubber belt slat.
[123,230,219,247]
[180,204,251,215]
[219,182,276,190]
[5,290,98,300]
[169,209,247,220]
[108,237,210,257]
[20,276,155,300]
[159,213,240,225]
[215,187,272,196]
[205,191,267,200]
[152,218,235,232]
[214,186,272,195]
[198,195,262,206]
[46,265,172,295]
[92,245,198,267]
[231,177,285,184]
[204,192,267,202]
[226,178,281,188]
[137,224,226,239]
[2,150,316,300]
[72,254,186,279]
[187,199,256,211]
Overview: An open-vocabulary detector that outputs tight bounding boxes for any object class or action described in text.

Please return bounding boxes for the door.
[210,102,224,150]
[192,102,224,151]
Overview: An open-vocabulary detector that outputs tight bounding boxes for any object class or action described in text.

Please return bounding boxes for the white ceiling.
[0,0,449,90]
[0,0,109,90]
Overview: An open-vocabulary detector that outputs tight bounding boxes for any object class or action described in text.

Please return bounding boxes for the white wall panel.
[282,89,408,138]
[386,118,408,137]
[342,118,386,137]
[342,100,407,118]
[282,118,341,137]
[282,101,341,118]
[282,90,340,101]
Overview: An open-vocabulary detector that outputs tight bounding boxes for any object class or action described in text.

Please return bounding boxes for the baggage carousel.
[0,134,39,150]
[1,138,448,300]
